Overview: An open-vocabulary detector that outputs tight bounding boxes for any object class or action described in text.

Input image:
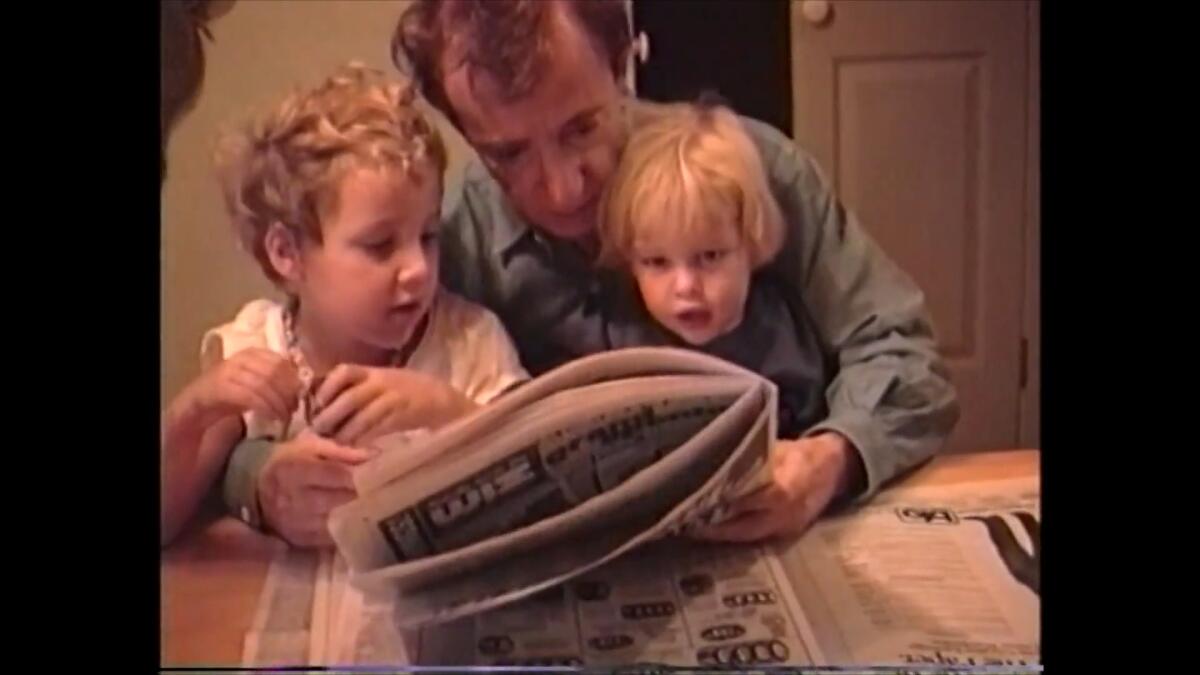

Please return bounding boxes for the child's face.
[630,220,751,346]
[294,166,441,356]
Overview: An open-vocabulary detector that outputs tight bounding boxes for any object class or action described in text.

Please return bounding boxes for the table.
[160,449,1039,665]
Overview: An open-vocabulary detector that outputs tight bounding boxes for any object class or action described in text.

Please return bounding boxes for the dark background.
[632,0,794,136]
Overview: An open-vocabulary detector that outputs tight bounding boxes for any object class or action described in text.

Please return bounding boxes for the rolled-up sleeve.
[751,119,960,499]
[221,437,274,530]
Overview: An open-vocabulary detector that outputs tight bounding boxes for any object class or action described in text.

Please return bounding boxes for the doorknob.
[801,0,832,27]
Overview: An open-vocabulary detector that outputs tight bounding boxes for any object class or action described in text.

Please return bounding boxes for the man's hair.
[392,0,632,126]
[214,63,446,284]
[598,101,785,269]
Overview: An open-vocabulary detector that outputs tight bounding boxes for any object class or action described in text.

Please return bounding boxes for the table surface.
[160,448,1039,665]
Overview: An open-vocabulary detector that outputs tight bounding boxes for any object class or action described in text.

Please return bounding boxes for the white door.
[791,0,1036,453]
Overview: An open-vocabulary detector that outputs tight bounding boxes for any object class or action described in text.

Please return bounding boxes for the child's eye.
[362,238,394,256]
[638,256,669,270]
[698,249,727,266]
[420,231,440,247]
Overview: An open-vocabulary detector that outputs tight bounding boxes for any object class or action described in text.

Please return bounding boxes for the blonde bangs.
[628,159,738,251]
[599,101,786,268]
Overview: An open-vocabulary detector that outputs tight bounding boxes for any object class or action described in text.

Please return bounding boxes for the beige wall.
[161,0,476,407]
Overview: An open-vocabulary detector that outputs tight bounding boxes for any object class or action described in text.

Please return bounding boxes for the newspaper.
[776,476,1041,668]
[246,540,821,667]
[243,475,1040,669]
[240,548,320,667]
[417,538,821,667]
[328,347,781,624]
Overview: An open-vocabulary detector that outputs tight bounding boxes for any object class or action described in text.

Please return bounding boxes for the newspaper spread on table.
[778,475,1040,668]
[243,474,1040,668]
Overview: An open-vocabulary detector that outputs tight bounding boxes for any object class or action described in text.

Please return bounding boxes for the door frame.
[1018,0,1040,449]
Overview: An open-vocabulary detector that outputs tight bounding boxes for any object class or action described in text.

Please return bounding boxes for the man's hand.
[692,432,861,542]
[257,429,373,548]
[310,365,475,446]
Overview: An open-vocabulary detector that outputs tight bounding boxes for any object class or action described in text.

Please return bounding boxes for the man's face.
[441,7,626,243]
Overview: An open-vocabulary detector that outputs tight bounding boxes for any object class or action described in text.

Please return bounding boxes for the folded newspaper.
[328,347,779,627]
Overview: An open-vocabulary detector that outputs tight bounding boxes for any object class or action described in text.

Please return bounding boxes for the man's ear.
[617,65,634,97]
[617,31,649,97]
[264,221,304,285]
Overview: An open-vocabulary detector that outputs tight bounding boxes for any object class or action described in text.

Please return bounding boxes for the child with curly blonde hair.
[162,64,527,546]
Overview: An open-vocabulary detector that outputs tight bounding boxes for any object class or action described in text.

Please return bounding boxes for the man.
[220,0,958,547]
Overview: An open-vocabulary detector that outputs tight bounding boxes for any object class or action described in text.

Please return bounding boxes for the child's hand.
[310,365,475,446]
[181,349,301,428]
[690,432,861,542]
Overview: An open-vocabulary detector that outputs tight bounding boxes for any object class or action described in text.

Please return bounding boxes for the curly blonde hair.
[215,63,447,284]
[598,101,785,269]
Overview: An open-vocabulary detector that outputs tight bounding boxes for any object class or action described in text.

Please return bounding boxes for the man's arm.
[750,119,960,500]
[220,437,275,530]
[221,432,371,546]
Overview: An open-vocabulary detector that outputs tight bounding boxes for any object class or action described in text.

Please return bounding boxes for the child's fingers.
[311,384,376,437]
[231,368,290,421]
[263,374,300,418]
[237,354,301,414]
[237,349,294,384]
[223,377,282,421]
[277,367,303,406]
[332,396,395,446]
[265,352,304,405]
[314,365,366,409]
[305,437,375,466]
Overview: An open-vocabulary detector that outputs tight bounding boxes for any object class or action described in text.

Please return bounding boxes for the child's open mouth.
[389,301,422,316]
[675,308,712,329]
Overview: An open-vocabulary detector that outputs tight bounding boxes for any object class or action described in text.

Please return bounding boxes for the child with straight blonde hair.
[598,100,832,442]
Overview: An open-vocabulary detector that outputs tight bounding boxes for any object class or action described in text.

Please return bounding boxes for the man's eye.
[487,145,524,165]
[565,116,599,142]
